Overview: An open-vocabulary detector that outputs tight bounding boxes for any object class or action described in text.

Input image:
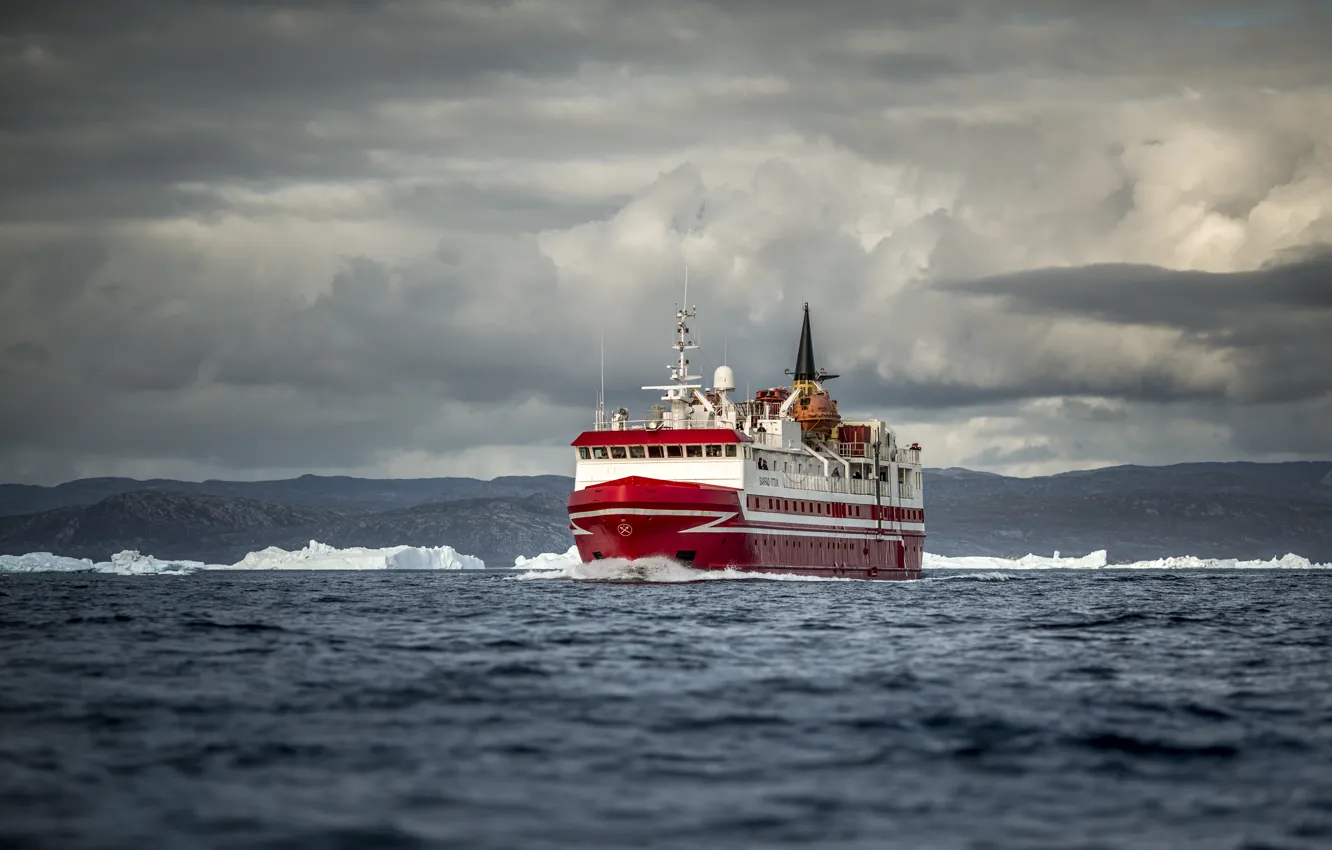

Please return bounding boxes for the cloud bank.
[2,0,1330,483]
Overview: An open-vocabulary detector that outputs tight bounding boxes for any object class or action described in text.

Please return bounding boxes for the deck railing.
[593,418,729,432]
[588,417,923,467]
[783,472,881,496]
[825,441,922,465]
[750,431,786,448]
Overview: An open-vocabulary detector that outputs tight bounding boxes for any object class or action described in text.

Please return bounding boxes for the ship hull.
[568,477,924,581]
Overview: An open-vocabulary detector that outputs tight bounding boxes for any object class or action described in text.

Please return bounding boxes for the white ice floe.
[0,540,484,575]
[231,540,484,571]
[512,545,581,570]
[923,550,1110,570]
[0,550,209,575]
[6,540,1327,577]
[923,551,1330,570]
[509,547,1330,581]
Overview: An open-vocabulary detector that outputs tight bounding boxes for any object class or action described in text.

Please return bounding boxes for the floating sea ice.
[1,540,485,574]
[512,545,581,569]
[103,551,211,575]
[228,540,485,571]
[0,550,211,575]
[922,550,1109,570]
[923,551,1328,569]
[0,552,101,573]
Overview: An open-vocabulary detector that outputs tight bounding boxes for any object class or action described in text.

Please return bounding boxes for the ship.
[566,301,925,580]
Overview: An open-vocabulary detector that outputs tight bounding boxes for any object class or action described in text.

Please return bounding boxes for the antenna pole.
[597,334,606,427]
[682,224,689,312]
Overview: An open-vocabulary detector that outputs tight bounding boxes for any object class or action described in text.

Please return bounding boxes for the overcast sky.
[1,0,1330,484]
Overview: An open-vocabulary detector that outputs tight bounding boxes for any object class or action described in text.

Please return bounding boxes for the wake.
[513,555,858,583]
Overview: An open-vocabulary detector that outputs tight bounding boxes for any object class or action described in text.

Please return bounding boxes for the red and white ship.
[567,302,925,580]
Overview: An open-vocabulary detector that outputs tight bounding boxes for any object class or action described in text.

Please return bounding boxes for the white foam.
[921,571,1013,582]
[514,555,858,582]
[0,540,484,574]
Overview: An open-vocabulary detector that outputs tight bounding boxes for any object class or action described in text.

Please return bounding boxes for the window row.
[578,444,738,460]
[746,495,925,523]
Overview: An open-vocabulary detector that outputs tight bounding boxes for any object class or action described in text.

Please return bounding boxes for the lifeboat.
[793,388,840,435]
[753,386,790,418]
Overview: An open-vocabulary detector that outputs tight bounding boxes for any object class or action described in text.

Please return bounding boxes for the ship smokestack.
[794,302,817,382]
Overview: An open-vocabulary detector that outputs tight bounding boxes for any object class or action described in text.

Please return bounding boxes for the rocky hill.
[924,461,1332,561]
[0,490,571,568]
[0,473,574,516]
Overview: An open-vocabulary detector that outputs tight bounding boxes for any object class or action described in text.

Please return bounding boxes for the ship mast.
[642,259,704,426]
[642,302,701,402]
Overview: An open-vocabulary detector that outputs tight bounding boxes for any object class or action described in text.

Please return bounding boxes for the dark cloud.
[938,250,1332,404]
[941,249,1332,327]
[0,0,1330,482]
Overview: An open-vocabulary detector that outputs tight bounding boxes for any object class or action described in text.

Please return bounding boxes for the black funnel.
[794,302,816,381]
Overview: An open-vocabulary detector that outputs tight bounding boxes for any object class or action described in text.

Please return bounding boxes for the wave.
[514,556,858,583]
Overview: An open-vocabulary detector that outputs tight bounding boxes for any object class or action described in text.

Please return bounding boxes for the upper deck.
[572,419,923,508]
[573,300,924,509]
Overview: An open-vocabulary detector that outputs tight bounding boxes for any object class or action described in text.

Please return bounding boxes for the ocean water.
[2,568,1330,850]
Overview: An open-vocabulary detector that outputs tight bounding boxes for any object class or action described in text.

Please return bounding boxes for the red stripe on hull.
[568,478,924,581]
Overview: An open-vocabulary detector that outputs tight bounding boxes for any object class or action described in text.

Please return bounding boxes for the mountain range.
[1,461,1329,566]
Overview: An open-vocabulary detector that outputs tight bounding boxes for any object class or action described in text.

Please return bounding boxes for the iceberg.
[0,550,209,575]
[0,552,106,573]
[5,540,1327,577]
[512,545,581,570]
[923,551,1329,570]
[0,540,484,574]
[232,540,484,571]
[508,547,1331,580]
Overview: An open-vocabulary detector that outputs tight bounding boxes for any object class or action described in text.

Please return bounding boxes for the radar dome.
[713,365,736,392]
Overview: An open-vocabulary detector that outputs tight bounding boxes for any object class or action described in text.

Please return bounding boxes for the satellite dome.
[713,365,736,392]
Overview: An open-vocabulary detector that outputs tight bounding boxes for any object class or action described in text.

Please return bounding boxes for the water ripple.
[0,568,1329,849]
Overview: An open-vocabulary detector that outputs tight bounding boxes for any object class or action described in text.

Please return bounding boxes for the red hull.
[568,477,924,581]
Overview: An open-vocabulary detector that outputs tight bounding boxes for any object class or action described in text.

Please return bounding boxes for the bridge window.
[628,446,646,459]
[686,445,703,458]
[592,447,609,459]
[610,446,627,459]
[666,445,683,458]
[725,445,737,457]
[647,446,664,459]
[705,444,722,457]
[578,447,590,459]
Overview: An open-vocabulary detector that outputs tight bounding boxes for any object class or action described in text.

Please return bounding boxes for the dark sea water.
[2,567,1331,850]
